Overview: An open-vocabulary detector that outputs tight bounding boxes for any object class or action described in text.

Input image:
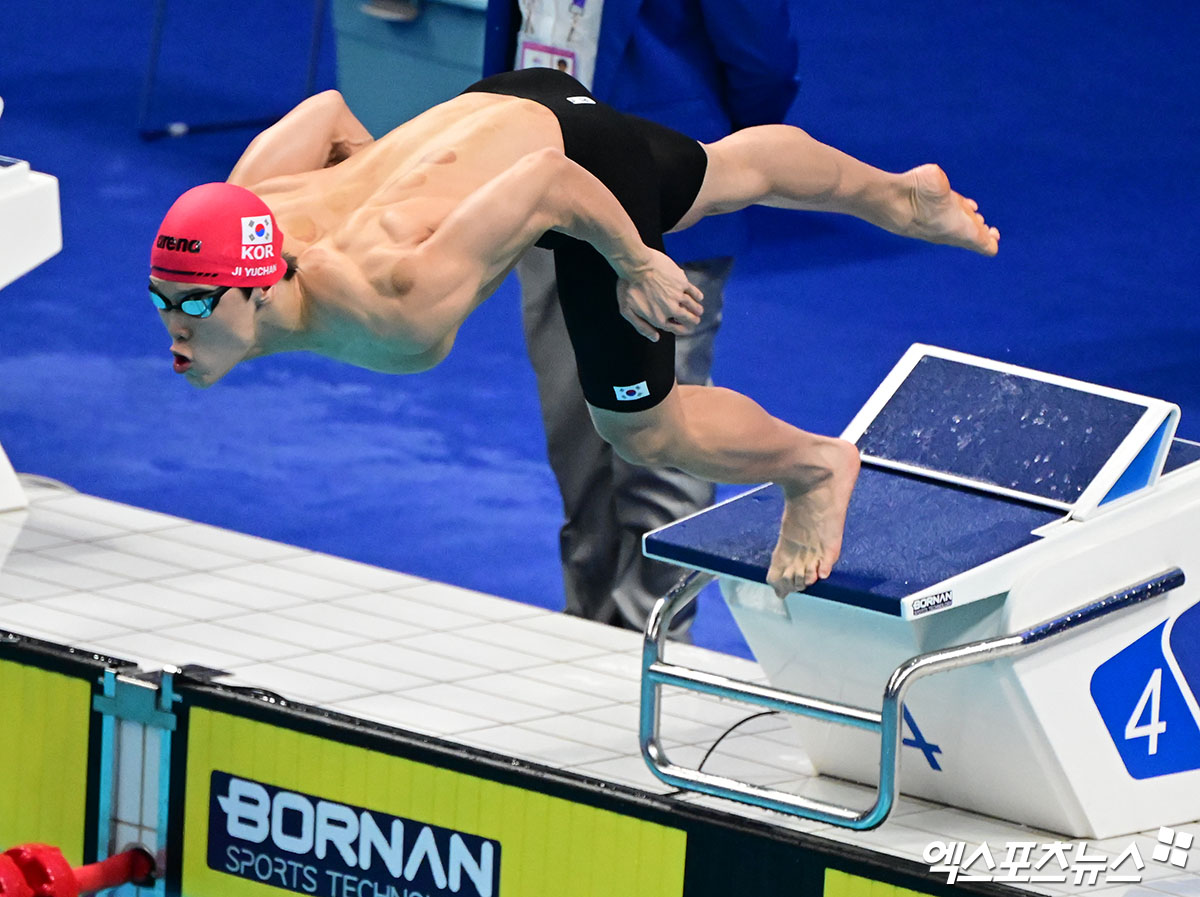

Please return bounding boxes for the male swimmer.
[149,69,999,599]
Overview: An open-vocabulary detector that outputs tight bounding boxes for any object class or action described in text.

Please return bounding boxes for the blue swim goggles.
[149,283,234,319]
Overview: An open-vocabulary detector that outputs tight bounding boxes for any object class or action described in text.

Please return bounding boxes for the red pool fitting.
[2,846,154,897]
[0,855,34,897]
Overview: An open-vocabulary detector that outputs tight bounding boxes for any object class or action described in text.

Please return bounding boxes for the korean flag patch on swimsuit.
[615,381,650,401]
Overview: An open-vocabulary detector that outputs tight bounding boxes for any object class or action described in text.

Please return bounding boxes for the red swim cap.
[150,182,286,288]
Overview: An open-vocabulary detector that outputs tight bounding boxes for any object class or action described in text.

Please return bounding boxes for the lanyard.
[567,0,585,41]
[521,0,588,33]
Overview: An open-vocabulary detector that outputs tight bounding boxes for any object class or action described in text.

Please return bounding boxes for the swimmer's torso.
[239,93,565,372]
[256,93,562,244]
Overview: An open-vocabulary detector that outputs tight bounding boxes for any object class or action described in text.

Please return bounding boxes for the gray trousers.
[518,247,732,636]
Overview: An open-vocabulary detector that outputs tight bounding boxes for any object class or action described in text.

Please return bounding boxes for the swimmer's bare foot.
[897,163,1000,256]
[767,437,861,598]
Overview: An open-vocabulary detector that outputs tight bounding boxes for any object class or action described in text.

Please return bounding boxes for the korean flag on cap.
[242,215,273,245]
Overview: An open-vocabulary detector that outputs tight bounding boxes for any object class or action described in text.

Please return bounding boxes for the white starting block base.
[726,478,1200,839]
[646,346,1200,842]
[0,444,25,513]
[0,156,62,293]
[1,148,62,513]
[2,479,1198,895]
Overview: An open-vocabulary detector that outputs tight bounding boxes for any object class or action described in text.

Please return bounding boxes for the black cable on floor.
[662,709,780,797]
[697,709,780,772]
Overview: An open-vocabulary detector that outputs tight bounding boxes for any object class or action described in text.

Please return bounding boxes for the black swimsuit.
[462,68,709,413]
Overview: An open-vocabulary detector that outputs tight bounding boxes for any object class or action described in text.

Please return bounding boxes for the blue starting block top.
[1163,437,1200,474]
[844,347,1180,514]
[645,468,1061,615]
[859,355,1147,504]
[645,346,1189,616]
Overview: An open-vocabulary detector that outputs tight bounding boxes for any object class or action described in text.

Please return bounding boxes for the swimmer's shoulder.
[296,239,450,364]
[299,235,418,308]
[292,241,362,306]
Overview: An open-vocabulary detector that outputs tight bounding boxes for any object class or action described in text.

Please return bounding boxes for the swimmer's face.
[150,277,259,388]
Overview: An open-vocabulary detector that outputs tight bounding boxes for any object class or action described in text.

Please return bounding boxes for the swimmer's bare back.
[246,92,565,246]
[223,89,693,374]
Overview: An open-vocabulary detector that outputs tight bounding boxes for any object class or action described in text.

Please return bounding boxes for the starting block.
[641,344,1200,839]
[0,155,61,295]
[0,444,23,515]
[0,127,62,514]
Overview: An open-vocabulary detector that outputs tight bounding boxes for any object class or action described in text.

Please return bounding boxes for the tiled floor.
[2,476,1197,896]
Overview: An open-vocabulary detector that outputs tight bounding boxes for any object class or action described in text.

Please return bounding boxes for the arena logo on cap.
[156,234,203,253]
[241,215,274,260]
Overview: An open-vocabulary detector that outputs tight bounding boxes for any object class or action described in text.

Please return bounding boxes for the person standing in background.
[483,0,802,637]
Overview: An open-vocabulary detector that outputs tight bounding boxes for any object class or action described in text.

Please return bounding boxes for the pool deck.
[2,477,1197,897]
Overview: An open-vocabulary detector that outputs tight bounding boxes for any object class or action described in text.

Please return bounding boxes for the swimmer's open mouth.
[173,352,192,373]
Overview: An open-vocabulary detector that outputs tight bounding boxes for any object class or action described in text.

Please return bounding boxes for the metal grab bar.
[640,567,1185,830]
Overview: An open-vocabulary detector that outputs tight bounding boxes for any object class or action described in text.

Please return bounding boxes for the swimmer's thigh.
[552,240,676,415]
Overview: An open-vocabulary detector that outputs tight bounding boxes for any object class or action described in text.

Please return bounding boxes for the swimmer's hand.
[616,249,704,342]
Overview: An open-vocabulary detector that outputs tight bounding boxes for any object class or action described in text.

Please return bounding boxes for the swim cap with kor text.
[150,182,286,288]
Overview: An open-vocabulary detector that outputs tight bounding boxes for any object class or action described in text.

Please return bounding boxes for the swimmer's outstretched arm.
[387,148,703,347]
[228,90,373,187]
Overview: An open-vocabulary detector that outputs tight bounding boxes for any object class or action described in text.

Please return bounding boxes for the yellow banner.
[184,708,686,897]
[825,869,937,897]
[0,658,91,862]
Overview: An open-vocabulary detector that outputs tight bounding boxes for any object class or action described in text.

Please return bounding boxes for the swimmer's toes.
[769,569,792,599]
[769,554,803,598]
[820,550,837,577]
